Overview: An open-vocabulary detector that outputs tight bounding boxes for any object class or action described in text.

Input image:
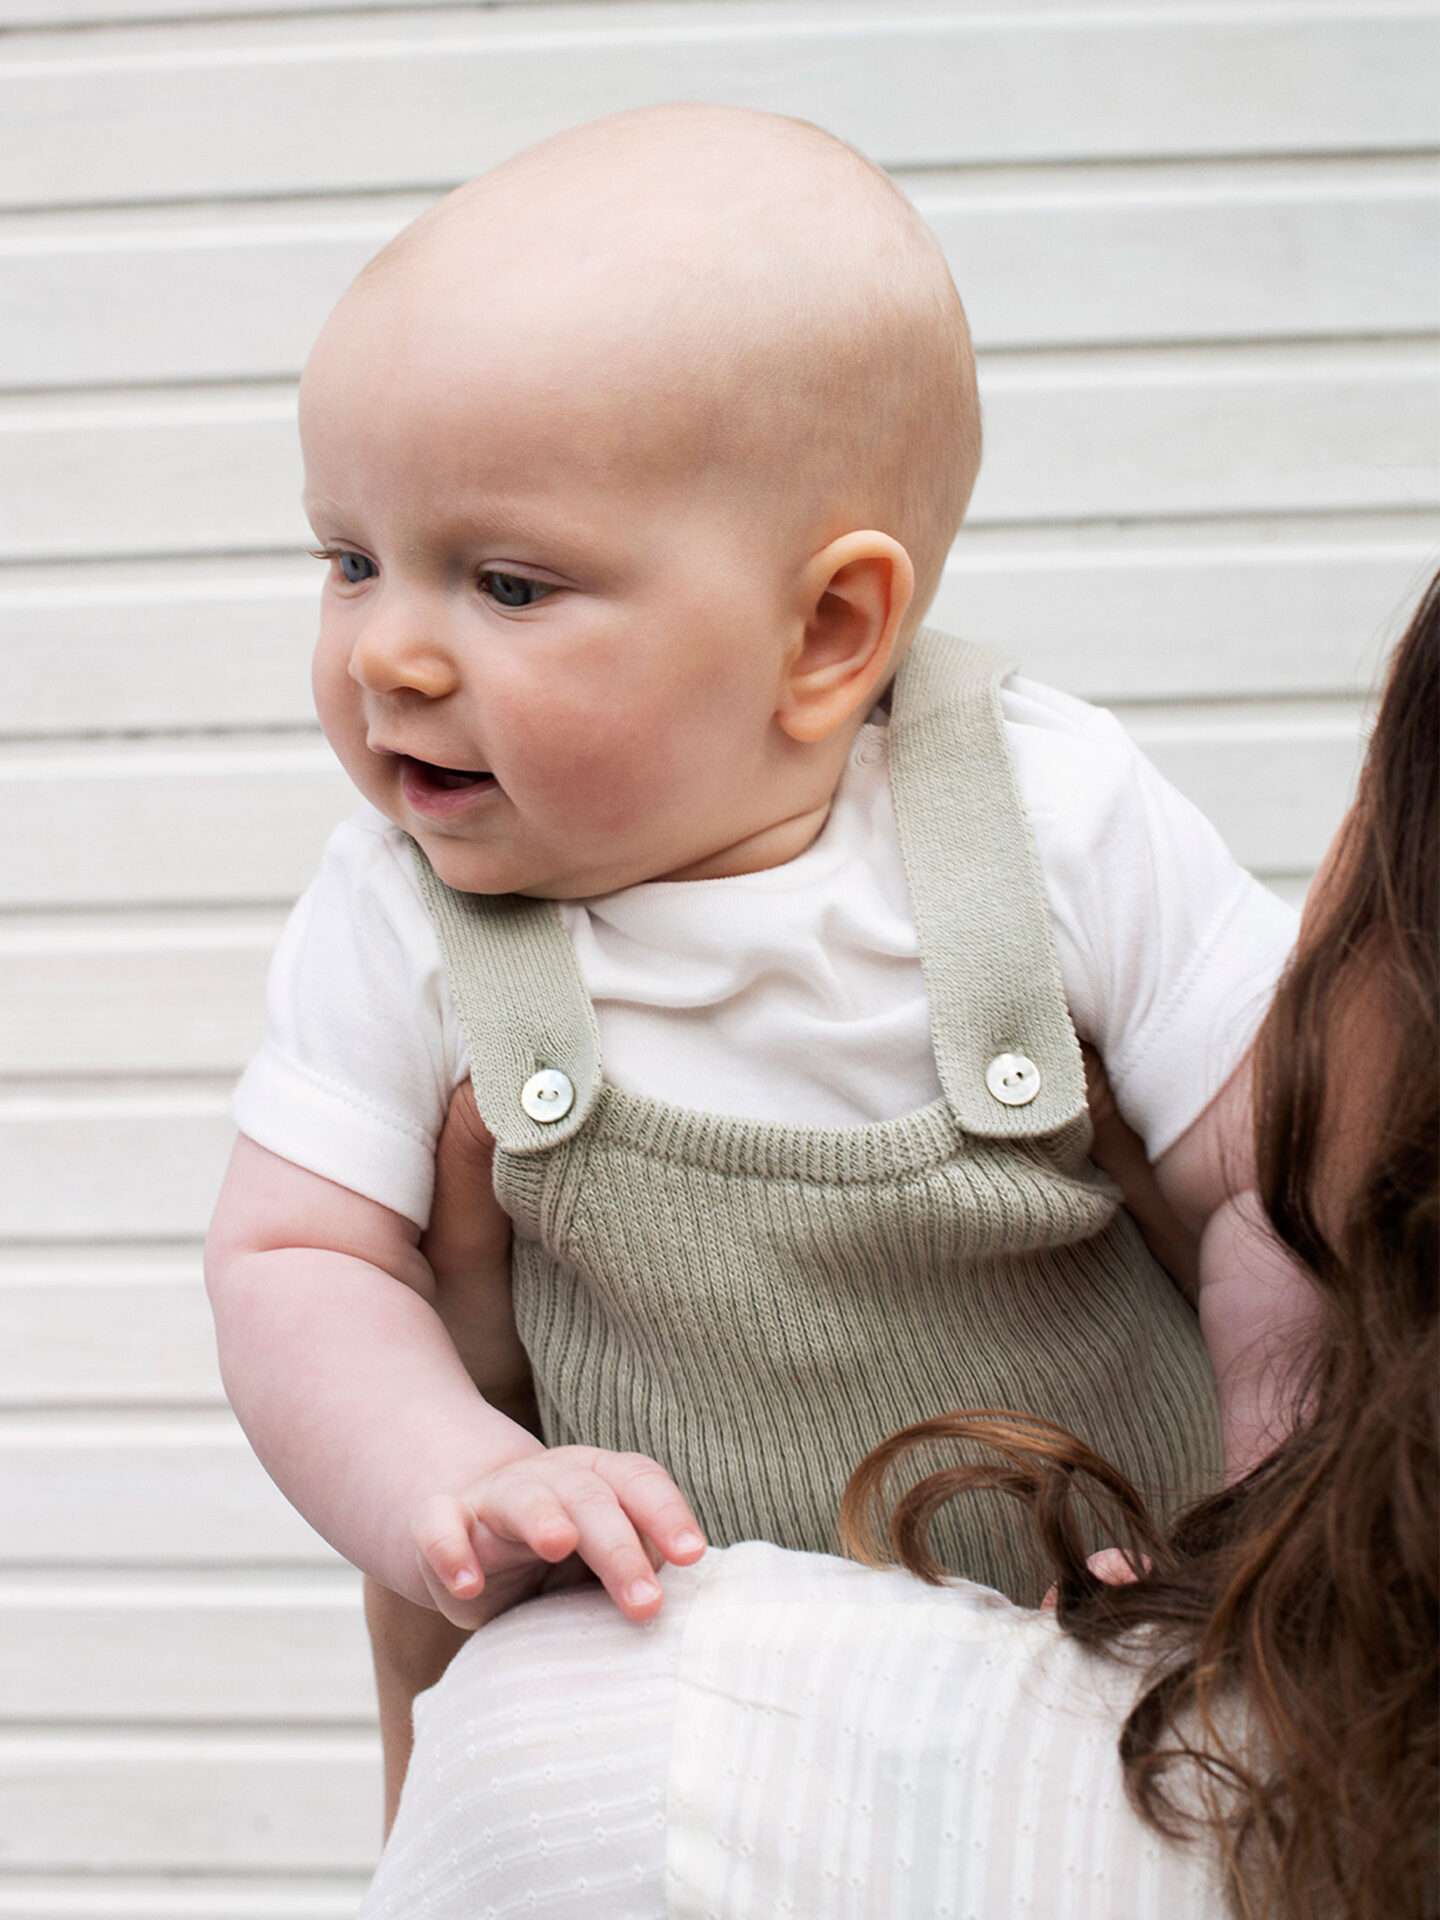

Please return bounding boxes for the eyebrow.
[300,494,601,571]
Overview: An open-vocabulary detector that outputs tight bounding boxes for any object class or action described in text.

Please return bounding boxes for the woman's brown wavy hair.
[839,573,1440,1918]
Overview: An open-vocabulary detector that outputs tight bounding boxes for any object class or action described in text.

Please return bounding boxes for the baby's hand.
[411,1446,707,1629]
[1040,1545,1150,1610]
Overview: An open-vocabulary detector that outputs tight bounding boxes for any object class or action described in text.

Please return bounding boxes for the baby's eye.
[479,571,554,610]
[308,547,376,585]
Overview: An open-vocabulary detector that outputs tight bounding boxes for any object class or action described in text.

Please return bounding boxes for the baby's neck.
[657,795,836,883]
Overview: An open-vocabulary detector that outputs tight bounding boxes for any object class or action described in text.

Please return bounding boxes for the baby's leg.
[363,1573,474,1837]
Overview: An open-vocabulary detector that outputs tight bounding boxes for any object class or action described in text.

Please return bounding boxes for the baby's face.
[301,272,808,899]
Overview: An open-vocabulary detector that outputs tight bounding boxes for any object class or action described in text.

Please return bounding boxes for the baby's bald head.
[350,104,979,630]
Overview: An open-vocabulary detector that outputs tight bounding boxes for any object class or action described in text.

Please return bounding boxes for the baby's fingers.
[472,1473,583,1567]
[1086,1546,1149,1587]
[411,1494,491,1625]
[1041,1545,1151,1611]
[566,1494,666,1620]
[593,1453,707,1567]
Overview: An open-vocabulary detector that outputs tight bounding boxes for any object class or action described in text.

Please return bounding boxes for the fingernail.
[673,1531,705,1556]
[451,1569,479,1594]
[627,1579,660,1608]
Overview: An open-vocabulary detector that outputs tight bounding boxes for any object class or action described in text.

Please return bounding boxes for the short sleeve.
[230,807,466,1227]
[1003,677,1298,1159]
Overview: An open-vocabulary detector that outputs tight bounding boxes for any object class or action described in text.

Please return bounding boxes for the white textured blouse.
[359,1544,1228,1919]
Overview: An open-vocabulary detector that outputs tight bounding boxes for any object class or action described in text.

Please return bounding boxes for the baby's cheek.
[499,686,671,829]
[312,646,365,763]
[310,643,347,743]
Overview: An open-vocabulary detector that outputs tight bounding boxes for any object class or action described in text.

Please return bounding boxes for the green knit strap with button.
[887,631,1087,1141]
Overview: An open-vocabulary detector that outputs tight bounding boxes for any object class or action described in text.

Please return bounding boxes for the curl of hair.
[839,574,1440,1920]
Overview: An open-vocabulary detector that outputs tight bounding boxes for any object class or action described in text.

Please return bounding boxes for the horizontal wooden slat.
[0,1880,364,1919]
[0,567,317,736]
[1127,711,1362,877]
[2,5,1436,211]
[0,922,274,1075]
[2,526,1428,736]
[968,344,1440,527]
[0,1730,377,1871]
[0,1264,225,1403]
[0,1572,370,1719]
[3,346,1436,565]
[9,0,553,22]
[0,1097,238,1238]
[934,528,1430,705]
[0,1413,342,1561]
[7,160,1437,389]
[932,162,1440,354]
[0,748,352,908]
[0,0,1398,25]
[0,390,304,564]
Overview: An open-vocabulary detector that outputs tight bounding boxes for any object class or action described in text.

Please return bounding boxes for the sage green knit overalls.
[414,630,1222,1604]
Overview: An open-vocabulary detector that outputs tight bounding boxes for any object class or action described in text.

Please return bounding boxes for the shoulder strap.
[409,846,602,1155]
[889,626,1087,1139]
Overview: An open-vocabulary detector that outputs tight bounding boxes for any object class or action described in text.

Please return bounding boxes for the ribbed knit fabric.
[412,631,1222,1604]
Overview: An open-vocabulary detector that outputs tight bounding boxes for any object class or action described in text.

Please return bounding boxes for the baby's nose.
[349,608,458,699]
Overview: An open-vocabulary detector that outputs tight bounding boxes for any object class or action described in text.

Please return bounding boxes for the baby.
[206,102,1307,1809]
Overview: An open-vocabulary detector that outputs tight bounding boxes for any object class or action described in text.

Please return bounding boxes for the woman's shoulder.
[667,1545,1224,1918]
[687,1539,1050,1634]
[675,1542,1113,1714]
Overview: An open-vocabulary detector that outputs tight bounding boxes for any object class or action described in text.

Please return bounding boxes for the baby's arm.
[1153,1054,1319,1481]
[205,1134,703,1619]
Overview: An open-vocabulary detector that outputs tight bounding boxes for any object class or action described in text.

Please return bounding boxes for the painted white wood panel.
[8,160,1437,389]
[9,0,557,22]
[0,1882,364,1919]
[1,1415,342,1561]
[0,1095,236,1239]
[936,527,1432,704]
[0,0,1400,23]
[0,708,1358,913]
[0,1263,224,1404]
[931,162,1440,354]
[0,745,352,908]
[4,346,1437,564]
[0,568,317,736]
[0,921,273,1075]
[969,344,1440,527]
[0,1572,369,1718]
[0,1731,377,1871]
[1127,710,1363,886]
[3,525,1429,737]
[3,6,1436,210]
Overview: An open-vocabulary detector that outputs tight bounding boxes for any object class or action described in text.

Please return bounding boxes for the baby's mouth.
[400,754,495,790]
[397,754,501,812]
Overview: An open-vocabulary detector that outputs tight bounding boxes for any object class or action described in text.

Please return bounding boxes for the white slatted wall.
[2,1,1437,1913]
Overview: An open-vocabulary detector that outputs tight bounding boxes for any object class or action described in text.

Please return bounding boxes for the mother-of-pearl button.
[984,1052,1041,1107]
[520,1067,575,1123]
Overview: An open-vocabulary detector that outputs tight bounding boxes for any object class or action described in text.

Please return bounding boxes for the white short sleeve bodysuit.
[234,675,1296,1228]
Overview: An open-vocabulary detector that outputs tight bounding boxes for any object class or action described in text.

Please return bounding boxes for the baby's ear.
[776,531,914,745]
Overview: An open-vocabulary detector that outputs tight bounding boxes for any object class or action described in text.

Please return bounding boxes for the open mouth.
[406,757,491,790]
[398,755,500,812]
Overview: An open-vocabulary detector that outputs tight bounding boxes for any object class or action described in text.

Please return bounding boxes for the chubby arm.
[206,1126,704,1620]
[204,1133,543,1606]
[1153,1056,1319,1481]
